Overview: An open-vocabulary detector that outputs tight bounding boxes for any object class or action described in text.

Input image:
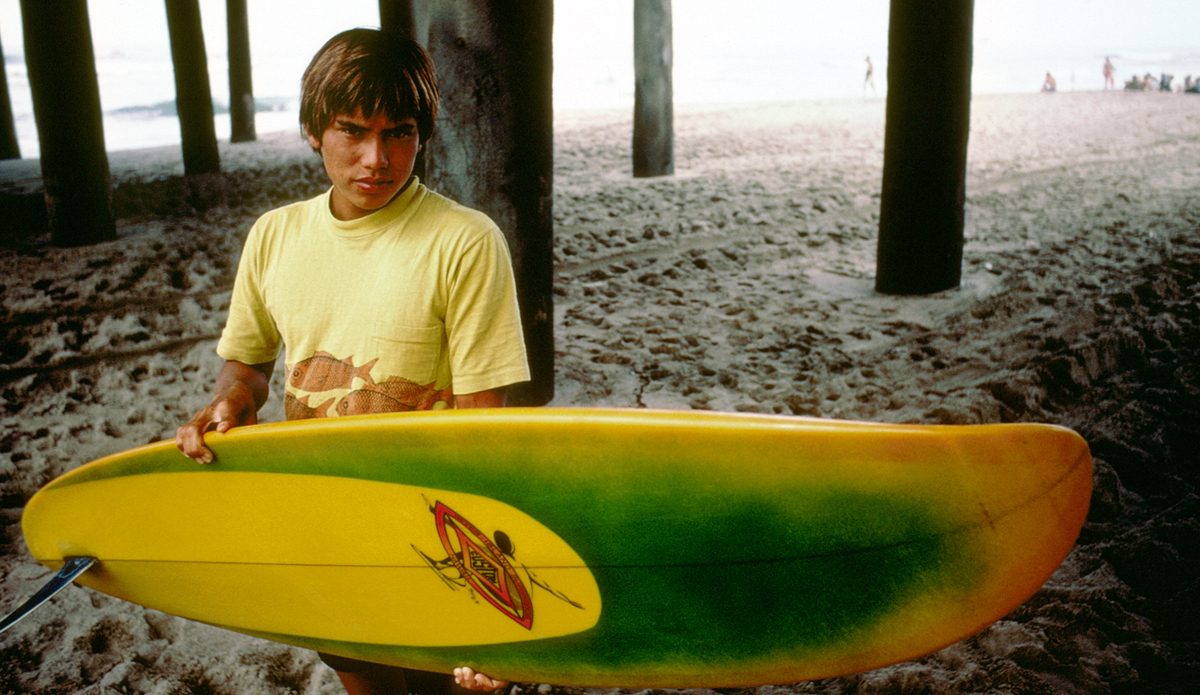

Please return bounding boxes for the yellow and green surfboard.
[21,408,1091,687]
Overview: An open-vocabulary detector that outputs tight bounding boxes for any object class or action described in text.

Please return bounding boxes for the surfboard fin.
[0,556,96,634]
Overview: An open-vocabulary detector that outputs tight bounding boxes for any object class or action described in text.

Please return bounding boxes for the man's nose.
[362,134,389,169]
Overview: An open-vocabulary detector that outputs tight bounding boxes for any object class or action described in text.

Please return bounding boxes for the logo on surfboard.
[413,499,587,631]
[420,501,534,629]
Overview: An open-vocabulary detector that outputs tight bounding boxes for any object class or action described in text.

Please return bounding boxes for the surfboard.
[19,408,1091,688]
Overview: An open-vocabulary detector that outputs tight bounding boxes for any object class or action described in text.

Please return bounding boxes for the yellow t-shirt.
[217,180,530,419]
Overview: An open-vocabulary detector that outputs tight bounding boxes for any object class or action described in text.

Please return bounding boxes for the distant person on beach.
[1159,73,1174,92]
[175,27,526,695]
[1042,72,1057,93]
[864,56,876,95]
[1104,57,1116,89]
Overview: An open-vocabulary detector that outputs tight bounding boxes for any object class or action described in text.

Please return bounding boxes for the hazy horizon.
[2,0,1196,106]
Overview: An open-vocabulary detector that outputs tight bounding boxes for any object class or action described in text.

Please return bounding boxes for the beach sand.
[1,90,1198,693]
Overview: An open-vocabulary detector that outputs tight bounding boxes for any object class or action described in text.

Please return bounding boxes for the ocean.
[3,43,1198,160]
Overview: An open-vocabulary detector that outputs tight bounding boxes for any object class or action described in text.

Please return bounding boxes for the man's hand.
[453,667,509,692]
[175,394,257,464]
[176,360,274,464]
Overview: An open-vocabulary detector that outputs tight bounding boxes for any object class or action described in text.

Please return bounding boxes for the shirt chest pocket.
[372,321,445,384]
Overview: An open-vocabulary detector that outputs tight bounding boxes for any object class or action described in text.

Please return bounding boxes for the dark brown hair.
[300,28,439,145]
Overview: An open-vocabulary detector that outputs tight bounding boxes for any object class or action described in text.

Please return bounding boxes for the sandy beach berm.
[1,90,1198,693]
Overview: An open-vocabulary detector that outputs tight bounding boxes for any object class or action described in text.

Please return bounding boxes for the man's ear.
[305,126,322,152]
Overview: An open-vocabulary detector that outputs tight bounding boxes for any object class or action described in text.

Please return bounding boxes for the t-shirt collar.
[324,177,423,238]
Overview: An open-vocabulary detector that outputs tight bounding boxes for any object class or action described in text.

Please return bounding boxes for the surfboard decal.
[433,501,534,629]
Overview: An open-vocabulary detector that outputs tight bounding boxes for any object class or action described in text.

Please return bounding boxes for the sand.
[1,90,1198,694]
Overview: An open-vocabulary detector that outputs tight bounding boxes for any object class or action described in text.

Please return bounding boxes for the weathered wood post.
[633,0,674,178]
[165,0,220,174]
[876,0,974,295]
[424,1,555,406]
[0,31,19,160]
[19,0,116,245]
[379,0,420,39]
[226,0,255,143]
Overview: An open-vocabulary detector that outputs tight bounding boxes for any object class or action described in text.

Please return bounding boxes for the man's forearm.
[212,359,275,412]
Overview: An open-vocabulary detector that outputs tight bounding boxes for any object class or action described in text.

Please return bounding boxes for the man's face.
[307,109,421,221]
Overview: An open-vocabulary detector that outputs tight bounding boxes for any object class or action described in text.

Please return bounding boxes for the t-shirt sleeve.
[217,221,283,366]
[444,224,531,395]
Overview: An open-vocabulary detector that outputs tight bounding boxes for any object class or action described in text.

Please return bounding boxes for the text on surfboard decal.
[431,501,534,629]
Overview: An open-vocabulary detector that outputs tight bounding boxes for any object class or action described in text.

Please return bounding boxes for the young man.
[176,28,527,695]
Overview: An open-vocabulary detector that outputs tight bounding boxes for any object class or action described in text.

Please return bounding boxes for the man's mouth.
[355,178,393,194]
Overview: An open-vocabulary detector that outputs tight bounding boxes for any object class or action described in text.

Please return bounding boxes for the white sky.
[1,1,1194,56]
[0,0,1197,106]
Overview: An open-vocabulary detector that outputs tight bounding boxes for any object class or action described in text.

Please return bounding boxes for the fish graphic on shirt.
[377,376,454,410]
[377,376,451,406]
[337,388,413,416]
[337,377,452,416]
[289,352,377,392]
[285,393,336,420]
